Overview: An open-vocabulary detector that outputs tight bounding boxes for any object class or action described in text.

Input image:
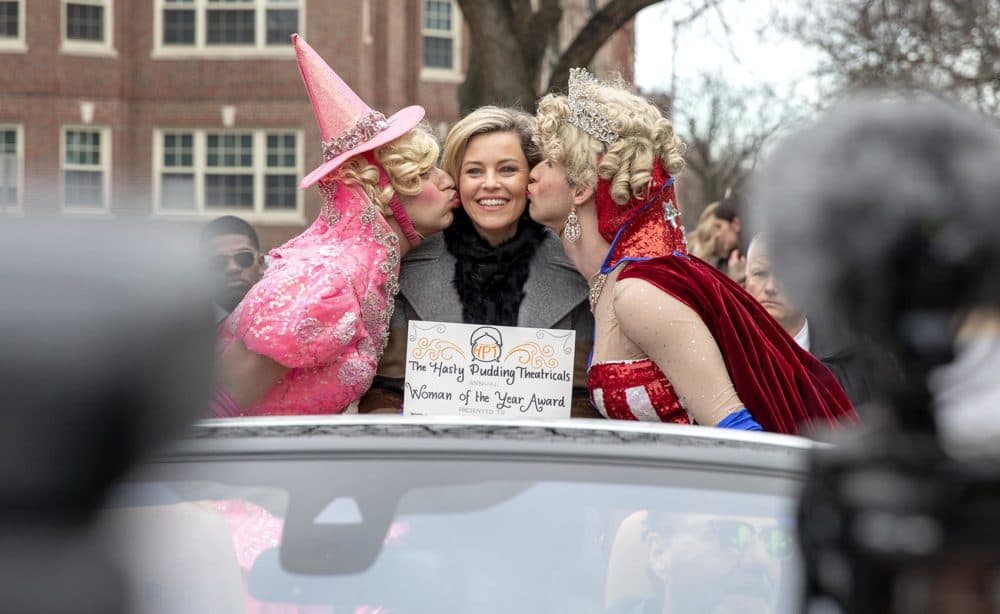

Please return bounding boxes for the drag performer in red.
[527,69,858,434]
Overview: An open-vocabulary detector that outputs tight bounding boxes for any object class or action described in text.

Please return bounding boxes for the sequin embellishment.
[318,181,341,225]
[588,359,691,424]
[339,356,373,386]
[294,317,325,344]
[321,111,389,161]
[333,311,358,344]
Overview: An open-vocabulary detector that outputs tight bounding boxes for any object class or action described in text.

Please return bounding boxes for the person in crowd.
[211,34,457,417]
[745,233,881,407]
[932,308,1000,451]
[605,510,793,614]
[360,106,597,417]
[199,215,265,323]
[712,192,747,285]
[526,68,857,433]
[686,201,719,261]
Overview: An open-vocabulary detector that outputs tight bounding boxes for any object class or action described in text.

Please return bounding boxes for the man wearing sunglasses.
[648,512,792,614]
[200,216,265,323]
[607,510,793,614]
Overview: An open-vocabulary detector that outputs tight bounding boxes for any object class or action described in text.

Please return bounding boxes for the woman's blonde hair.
[688,201,720,260]
[441,106,540,182]
[534,80,685,205]
[327,124,440,216]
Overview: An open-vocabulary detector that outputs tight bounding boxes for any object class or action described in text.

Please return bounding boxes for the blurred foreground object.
[752,94,1000,613]
[0,220,216,613]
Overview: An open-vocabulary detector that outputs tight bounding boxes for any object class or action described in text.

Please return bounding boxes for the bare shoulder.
[612,277,694,321]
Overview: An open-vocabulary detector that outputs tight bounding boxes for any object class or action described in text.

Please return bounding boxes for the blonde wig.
[534,81,685,205]
[688,201,721,260]
[328,124,440,216]
[441,106,540,182]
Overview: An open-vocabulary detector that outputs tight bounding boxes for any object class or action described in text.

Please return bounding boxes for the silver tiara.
[567,68,619,144]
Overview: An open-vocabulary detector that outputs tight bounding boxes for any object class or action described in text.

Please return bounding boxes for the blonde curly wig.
[327,123,440,216]
[534,81,685,206]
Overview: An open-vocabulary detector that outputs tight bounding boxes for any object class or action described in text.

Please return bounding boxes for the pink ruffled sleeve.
[231,260,366,370]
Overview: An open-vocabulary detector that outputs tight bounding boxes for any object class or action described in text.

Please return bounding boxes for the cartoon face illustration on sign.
[470,327,503,363]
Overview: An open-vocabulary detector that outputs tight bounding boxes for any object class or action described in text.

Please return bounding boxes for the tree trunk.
[456,0,538,113]
[456,0,664,112]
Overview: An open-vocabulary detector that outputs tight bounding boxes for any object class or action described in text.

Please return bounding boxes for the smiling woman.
[360,106,597,417]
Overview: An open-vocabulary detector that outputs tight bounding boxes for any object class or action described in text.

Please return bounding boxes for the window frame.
[361,0,373,45]
[60,0,116,57]
[0,123,24,215]
[61,125,113,215]
[152,0,304,59]
[0,0,26,52]
[420,0,463,82]
[152,128,305,224]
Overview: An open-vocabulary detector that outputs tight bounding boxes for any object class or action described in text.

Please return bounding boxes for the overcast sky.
[634,0,821,100]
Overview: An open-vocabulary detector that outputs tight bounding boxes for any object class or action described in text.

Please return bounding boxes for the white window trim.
[0,0,27,53]
[420,0,463,82]
[60,0,116,57]
[61,125,112,215]
[361,0,373,45]
[0,123,24,215]
[152,128,305,225]
[151,0,303,60]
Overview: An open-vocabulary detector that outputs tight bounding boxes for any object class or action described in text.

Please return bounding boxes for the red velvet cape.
[619,253,859,435]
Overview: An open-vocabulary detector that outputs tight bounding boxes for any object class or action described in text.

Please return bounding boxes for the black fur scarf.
[443,209,548,326]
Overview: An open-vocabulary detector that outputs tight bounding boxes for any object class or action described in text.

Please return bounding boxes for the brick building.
[0,0,634,248]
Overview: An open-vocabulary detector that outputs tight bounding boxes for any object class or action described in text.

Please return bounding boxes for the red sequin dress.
[588,360,692,424]
[585,160,858,434]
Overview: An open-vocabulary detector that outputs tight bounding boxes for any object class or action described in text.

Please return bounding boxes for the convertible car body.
[101,417,814,613]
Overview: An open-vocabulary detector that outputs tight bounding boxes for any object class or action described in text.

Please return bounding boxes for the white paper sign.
[403,321,576,419]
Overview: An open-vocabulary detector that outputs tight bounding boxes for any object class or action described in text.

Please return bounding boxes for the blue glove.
[716,408,763,431]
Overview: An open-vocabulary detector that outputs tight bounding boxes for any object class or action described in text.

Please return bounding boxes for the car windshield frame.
[104,418,814,613]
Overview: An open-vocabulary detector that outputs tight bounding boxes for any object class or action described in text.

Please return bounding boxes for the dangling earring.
[563,207,582,243]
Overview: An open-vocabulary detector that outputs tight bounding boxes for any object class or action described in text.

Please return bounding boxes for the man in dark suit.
[745,234,879,407]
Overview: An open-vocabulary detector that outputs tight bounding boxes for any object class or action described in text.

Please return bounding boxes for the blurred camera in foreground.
[0,219,216,613]
[751,94,1000,613]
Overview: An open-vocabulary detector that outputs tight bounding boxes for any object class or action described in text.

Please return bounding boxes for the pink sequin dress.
[218,181,400,415]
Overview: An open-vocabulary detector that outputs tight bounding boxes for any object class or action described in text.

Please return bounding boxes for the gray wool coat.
[360,231,596,413]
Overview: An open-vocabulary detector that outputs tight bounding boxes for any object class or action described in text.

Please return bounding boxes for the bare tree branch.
[546,0,664,93]
[778,0,1000,115]
[665,73,801,221]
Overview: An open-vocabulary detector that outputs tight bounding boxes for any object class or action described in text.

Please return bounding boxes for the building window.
[154,129,302,219]
[421,0,462,80]
[0,125,22,213]
[67,2,104,41]
[62,0,115,55]
[62,127,111,212]
[0,0,25,51]
[156,0,301,56]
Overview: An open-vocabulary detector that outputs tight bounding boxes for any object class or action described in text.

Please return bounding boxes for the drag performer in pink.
[212,35,458,417]
[527,70,858,435]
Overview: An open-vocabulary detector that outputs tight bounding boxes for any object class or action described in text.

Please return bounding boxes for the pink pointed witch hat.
[293,33,425,189]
